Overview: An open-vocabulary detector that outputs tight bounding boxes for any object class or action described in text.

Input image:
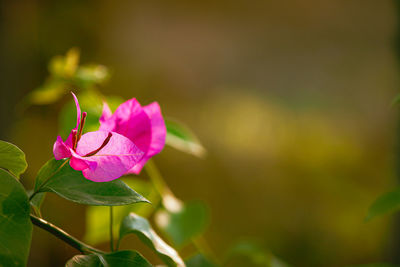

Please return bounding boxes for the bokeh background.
[1,1,399,266]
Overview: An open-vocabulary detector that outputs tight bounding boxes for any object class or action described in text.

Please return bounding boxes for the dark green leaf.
[0,168,32,267]
[119,213,184,267]
[185,254,219,267]
[0,140,27,178]
[155,201,209,247]
[34,158,148,206]
[84,178,159,245]
[66,250,152,267]
[365,188,400,221]
[165,119,206,157]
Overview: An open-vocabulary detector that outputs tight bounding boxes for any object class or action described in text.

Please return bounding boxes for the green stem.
[110,206,114,252]
[30,214,103,254]
[29,159,69,201]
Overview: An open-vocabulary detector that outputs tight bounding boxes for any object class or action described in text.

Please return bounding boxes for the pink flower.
[99,98,166,174]
[53,93,144,182]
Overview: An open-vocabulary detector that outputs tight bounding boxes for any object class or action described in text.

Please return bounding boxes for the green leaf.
[66,250,152,267]
[165,119,206,157]
[84,178,159,245]
[225,241,290,267]
[49,48,80,78]
[155,201,209,247]
[0,140,27,178]
[27,79,66,105]
[185,254,219,267]
[119,213,184,267]
[0,168,32,267]
[34,158,148,206]
[75,64,110,86]
[365,188,400,221]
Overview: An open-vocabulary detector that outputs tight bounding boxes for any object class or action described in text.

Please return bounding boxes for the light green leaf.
[119,213,184,267]
[365,188,400,221]
[75,64,110,86]
[49,48,80,78]
[165,119,206,157]
[34,158,148,206]
[66,250,152,267]
[0,168,32,267]
[155,201,209,247]
[27,79,67,105]
[185,254,218,267]
[84,178,159,245]
[0,140,27,178]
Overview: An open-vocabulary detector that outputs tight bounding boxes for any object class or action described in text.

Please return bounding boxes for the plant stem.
[109,206,114,252]
[29,159,69,201]
[30,214,103,254]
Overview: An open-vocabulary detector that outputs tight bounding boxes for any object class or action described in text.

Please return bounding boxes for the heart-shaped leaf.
[34,158,148,206]
[119,213,184,267]
[165,119,205,157]
[66,250,152,267]
[0,140,27,178]
[0,168,32,267]
[155,201,209,247]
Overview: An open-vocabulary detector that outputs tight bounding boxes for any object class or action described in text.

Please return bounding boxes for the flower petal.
[53,136,71,160]
[75,131,144,182]
[65,92,82,147]
[99,101,112,124]
[126,102,166,174]
[99,99,152,153]
[142,102,166,157]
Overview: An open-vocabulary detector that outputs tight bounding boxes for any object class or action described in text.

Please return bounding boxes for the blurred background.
[0,0,399,266]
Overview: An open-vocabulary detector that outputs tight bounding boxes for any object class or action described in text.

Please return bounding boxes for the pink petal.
[53,136,71,160]
[99,99,152,154]
[125,102,166,174]
[71,92,81,130]
[142,102,166,157]
[99,102,112,124]
[74,131,144,182]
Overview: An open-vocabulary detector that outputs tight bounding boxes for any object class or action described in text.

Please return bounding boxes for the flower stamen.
[83,132,113,157]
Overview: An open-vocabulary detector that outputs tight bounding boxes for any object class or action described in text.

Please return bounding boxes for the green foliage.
[365,188,400,221]
[65,250,152,267]
[84,178,159,245]
[185,254,219,267]
[155,201,209,247]
[34,158,149,206]
[26,48,109,106]
[165,119,206,157]
[0,140,27,178]
[0,168,32,267]
[119,213,184,267]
